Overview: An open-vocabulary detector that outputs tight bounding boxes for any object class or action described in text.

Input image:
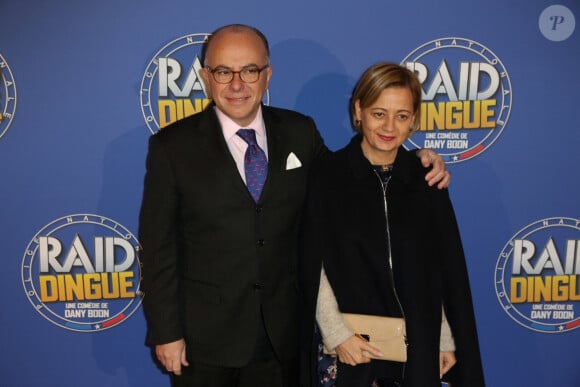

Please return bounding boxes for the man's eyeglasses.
[205,64,270,84]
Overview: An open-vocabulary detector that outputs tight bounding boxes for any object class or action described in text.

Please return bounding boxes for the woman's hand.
[335,335,384,366]
[440,351,457,378]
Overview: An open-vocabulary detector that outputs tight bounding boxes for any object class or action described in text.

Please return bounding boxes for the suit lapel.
[261,107,286,202]
[198,108,248,197]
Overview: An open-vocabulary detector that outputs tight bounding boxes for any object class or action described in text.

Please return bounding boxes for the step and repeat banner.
[1,1,578,386]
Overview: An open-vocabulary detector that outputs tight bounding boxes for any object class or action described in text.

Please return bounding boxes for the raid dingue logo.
[495,218,580,333]
[21,215,142,332]
[402,37,512,163]
[140,34,211,134]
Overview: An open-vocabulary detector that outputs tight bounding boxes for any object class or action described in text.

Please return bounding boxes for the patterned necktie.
[237,129,268,202]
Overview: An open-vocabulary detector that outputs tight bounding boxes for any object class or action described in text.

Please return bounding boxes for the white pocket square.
[285,152,302,170]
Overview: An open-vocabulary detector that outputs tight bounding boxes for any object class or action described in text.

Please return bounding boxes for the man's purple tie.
[237,129,268,202]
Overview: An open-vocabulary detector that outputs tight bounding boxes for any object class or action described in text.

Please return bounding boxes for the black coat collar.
[342,133,415,185]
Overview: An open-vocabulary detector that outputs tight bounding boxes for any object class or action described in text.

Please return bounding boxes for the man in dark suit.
[139,24,449,387]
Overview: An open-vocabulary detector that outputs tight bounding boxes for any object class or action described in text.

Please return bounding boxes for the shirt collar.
[214,105,266,141]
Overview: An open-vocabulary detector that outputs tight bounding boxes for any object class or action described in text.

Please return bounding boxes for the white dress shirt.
[214,105,268,184]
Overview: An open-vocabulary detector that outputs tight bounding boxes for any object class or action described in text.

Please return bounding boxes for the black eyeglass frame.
[205,64,270,84]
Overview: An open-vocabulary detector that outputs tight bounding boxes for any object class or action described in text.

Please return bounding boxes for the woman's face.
[355,86,416,165]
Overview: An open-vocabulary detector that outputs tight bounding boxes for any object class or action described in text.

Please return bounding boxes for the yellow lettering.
[510,275,579,303]
[158,98,212,128]
[119,272,135,298]
[481,99,496,128]
[421,102,444,130]
[39,275,58,302]
[553,275,568,301]
[445,101,463,129]
[462,100,480,129]
[35,273,136,302]
[533,276,551,302]
[158,100,176,128]
[510,277,527,303]
[66,273,86,301]
[102,272,119,298]
[420,100,497,131]
[84,273,102,300]
[570,275,580,301]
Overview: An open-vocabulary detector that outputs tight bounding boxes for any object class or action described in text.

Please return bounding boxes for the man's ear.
[199,67,212,98]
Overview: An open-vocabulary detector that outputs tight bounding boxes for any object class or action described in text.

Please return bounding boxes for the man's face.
[201,30,272,127]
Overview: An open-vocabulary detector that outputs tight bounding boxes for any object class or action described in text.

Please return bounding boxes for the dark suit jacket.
[138,104,325,369]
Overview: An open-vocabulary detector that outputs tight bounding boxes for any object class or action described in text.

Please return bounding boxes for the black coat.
[299,135,485,387]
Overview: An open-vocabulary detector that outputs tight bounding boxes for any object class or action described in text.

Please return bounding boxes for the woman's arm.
[316,267,353,351]
[316,267,384,365]
[440,307,457,377]
[440,306,456,352]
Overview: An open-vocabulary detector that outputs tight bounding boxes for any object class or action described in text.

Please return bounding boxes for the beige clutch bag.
[323,313,407,362]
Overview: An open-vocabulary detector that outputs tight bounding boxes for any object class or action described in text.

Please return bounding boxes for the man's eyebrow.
[212,63,260,69]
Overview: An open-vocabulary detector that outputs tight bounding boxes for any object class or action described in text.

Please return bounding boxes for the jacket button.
[253,283,263,290]
[256,205,262,213]
[257,239,265,247]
